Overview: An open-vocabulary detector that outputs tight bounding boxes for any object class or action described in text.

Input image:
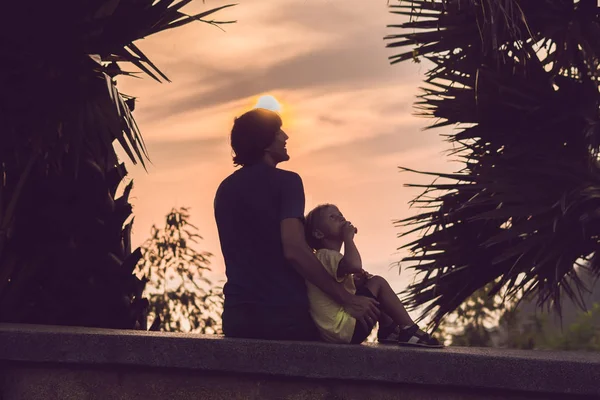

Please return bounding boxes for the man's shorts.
[223,305,321,341]
[350,286,378,344]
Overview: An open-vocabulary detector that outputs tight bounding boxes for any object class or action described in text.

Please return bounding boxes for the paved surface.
[1,323,599,397]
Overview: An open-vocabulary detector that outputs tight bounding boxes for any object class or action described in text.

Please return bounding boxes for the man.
[214,108,380,341]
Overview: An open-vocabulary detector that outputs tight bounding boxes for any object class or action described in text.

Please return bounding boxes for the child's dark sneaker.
[397,324,444,348]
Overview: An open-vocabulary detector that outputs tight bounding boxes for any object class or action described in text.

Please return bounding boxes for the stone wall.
[1,324,599,400]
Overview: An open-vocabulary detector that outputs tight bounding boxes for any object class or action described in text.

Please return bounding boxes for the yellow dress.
[306,248,356,343]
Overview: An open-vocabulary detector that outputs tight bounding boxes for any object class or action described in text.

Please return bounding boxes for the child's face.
[316,205,347,240]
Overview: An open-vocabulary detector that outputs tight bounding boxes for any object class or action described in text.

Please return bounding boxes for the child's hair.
[304,203,335,250]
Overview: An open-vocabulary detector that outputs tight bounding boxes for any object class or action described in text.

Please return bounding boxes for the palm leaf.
[387,0,600,330]
[0,1,236,328]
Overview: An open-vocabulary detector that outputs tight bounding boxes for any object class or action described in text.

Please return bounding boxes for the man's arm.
[281,218,380,329]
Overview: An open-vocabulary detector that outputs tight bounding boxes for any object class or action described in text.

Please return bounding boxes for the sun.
[248,93,296,129]
[253,95,282,112]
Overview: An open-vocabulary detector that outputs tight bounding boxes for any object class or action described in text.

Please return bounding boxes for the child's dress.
[306,248,356,343]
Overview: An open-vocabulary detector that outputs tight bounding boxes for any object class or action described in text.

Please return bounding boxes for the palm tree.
[0,1,235,329]
[385,0,600,330]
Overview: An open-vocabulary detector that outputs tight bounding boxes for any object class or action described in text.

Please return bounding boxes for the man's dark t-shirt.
[214,163,319,341]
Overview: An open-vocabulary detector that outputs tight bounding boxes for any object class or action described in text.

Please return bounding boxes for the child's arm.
[338,221,362,277]
[282,218,380,328]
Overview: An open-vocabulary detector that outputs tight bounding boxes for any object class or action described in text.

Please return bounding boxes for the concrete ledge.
[1,323,600,398]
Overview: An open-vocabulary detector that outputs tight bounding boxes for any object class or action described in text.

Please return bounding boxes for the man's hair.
[304,204,335,250]
[230,108,283,167]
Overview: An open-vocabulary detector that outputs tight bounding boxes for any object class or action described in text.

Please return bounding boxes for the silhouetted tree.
[0,1,235,328]
[386,0,600,330]
[136,207,223,334]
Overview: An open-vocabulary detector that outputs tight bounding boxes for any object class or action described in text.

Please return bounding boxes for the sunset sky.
[118,0,457,298]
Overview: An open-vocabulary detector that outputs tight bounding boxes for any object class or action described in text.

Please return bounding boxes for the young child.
[304,204,443,347]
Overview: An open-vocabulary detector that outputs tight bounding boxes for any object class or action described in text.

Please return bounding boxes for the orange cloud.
[118,0,455,303]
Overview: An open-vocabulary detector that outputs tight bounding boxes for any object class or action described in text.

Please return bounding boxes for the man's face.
[265,129,290,164]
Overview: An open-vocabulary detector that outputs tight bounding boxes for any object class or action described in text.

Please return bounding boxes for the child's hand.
[353,273,365,287]
[353,269,372,287]
[342,221,357,240]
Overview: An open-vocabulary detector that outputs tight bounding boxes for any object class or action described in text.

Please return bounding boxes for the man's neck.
[261,155,278,167]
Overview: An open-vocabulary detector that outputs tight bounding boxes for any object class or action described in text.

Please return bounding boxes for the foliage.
[0,1,235,328]
[544,303,600,351]
[136,207,223,334]
[434,281,510,346]
[386,0,600,330]
[496,306,548,350]
[438,289,600,351]
[453,303,600,351]
[496,301,600,351]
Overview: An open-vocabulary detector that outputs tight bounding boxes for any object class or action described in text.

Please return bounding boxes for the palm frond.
[0,1,236,328]
[386,0,600,330]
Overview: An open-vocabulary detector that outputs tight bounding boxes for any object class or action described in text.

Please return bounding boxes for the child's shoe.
[396,324,444,348]
[377,323,402,344]
[377,324,400,344]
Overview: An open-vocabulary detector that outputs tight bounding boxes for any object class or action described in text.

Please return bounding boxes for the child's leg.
[375,310,401,342]
[378,311,394,327]
[363,276,443,348]
[363,276,414,327]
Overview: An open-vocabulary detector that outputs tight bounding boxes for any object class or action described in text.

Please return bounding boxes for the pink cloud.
[118,0,455,305]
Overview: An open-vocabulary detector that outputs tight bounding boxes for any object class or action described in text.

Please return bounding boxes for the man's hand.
[343,295,380,330]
